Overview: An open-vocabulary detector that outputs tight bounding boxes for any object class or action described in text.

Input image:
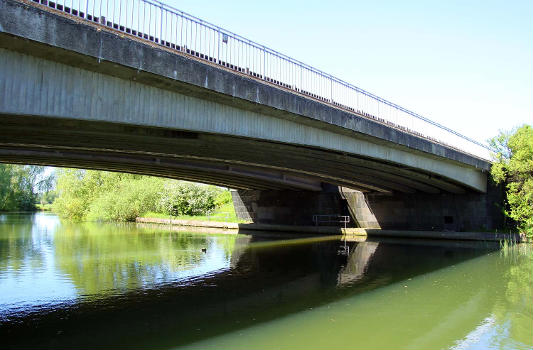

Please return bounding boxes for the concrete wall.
[0,0,504,231]
[233,184,505,231]
[340,188,381,229]
[231,185,350,226]
[363,182,505,231]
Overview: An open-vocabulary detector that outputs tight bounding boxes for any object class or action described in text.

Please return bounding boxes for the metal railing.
[313,215,350,229]
[28,0,491,160]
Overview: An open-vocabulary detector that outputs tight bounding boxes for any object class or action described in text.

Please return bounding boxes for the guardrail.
[27,0,492,160]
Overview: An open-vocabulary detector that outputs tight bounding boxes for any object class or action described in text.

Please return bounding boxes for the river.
[0,212,531,349]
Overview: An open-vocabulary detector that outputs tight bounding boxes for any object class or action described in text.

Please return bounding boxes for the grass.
[142,202,249,223]
[500,239,533,259]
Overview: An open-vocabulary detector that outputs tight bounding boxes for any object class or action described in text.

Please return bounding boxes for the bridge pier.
[358,183,504,231]
[231,185,351,226]
[233,184,504,231]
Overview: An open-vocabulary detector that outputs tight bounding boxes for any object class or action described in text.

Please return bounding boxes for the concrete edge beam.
[0,0,491,173]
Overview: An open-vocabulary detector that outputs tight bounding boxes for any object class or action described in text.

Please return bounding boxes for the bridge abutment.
[231,185,350,226]
[360,182,505,231]
[233,184,504,231]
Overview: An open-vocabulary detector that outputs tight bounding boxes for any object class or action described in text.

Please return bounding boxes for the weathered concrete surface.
[0,0,490,193]
[135,217,518,242]
[0,0,489,169]
[340,188,381,229]
[233,184,505,232]
[364,230,522,242]
[363,181,505,231]
[231,185,350,226]
[135,216,363,235]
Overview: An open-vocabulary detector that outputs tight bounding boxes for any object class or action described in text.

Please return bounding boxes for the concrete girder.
[0,114,466,194]
[0,147,328,191]
[0,1,489,193]
[0,116,398,193]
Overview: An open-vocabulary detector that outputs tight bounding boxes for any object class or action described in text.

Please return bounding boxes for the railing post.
[29,0,490,159]
[330,76,332,102]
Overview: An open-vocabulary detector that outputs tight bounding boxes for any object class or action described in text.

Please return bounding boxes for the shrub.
[86,177,164,221]
[490,125,533,237]
[214,190,232,207]
[53,169,228,221]
[158,182,218,216]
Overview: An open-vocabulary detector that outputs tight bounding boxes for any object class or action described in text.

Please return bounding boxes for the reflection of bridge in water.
[2,229,499,349]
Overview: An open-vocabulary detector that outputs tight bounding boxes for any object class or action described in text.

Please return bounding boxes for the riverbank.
[136,217,525,242]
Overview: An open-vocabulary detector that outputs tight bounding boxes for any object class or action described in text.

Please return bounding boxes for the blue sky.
[165,0,532,143]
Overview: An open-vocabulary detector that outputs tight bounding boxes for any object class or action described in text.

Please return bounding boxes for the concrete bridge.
[0,0,502,231]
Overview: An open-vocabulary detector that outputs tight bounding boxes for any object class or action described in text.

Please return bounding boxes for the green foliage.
[214,190,232,207]
[35,203,54,211]
[86,177,165,222]
[53,169,230,222]
[158,182,220,216]
[53,169,164,221]
[490,125,533,237]
[0,164,50,211]
[39,190,57,205]
[143,199,243,223]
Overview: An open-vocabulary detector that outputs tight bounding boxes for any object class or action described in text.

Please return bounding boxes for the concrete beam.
[0,0,489,192]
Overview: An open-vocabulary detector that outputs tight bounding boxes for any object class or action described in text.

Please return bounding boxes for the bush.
[214,190,232,207]
[490,125,533,237]
[53,169,229,221]
[54,169,164,221]
[86,177,164,221]
[158,182,219,216]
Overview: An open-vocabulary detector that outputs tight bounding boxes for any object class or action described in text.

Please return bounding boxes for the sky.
[164,0,532,144]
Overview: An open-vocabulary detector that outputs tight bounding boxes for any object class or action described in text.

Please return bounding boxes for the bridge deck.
[0,0,489,193]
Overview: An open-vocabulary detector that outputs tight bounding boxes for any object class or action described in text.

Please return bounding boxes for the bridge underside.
[0,1,488,194]
[0,0,503,231]
[0,114,473,194]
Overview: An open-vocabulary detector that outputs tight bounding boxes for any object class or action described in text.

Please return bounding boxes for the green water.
[0,212,531,349]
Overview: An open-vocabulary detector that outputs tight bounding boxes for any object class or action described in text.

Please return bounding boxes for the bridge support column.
[232,182,505,231]
[231,185,351,226]
[339,188,381,229]
[360,184,505,231]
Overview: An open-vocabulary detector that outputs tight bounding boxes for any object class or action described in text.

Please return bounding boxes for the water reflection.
[0,213,238,316]
[53,221,235,296]
[0,213,531,350]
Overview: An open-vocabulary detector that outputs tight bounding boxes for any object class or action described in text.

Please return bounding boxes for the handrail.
[27,0,492,160]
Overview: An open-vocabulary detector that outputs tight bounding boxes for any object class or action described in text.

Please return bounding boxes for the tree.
[490,125,533,237]
[53,169,230,222]
[53,169,144,220]
[0,164,50,211]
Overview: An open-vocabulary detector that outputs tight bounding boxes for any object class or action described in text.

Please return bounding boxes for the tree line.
[0,166,231,221]
[52,169,231,221]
